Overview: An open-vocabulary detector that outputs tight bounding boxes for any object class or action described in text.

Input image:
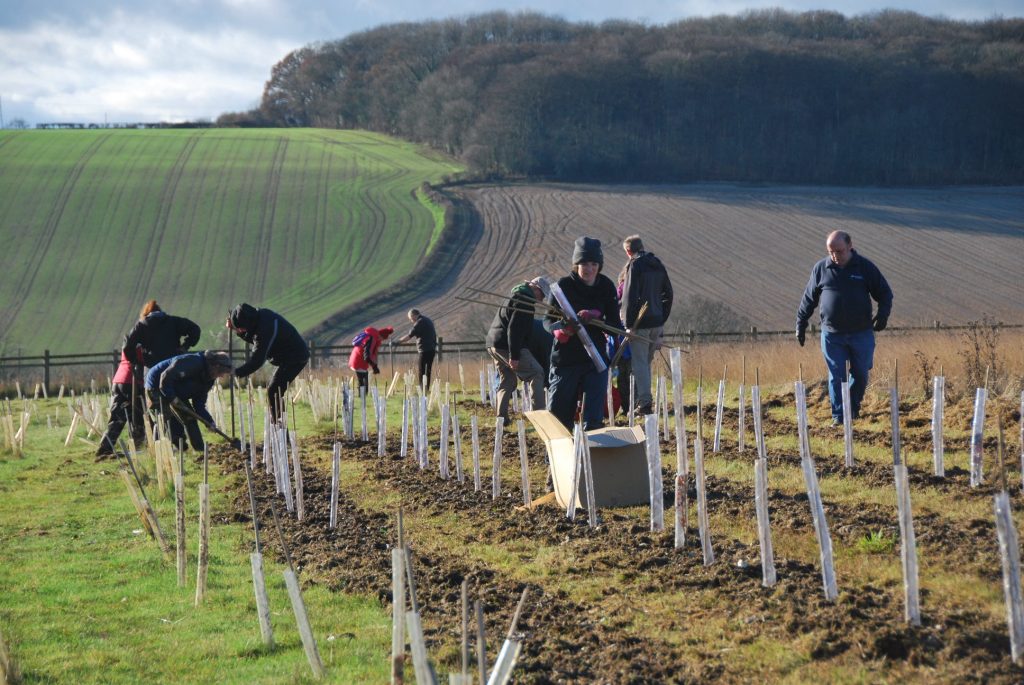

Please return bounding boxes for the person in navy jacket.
[146,351,233,451]
[796,231,893,425]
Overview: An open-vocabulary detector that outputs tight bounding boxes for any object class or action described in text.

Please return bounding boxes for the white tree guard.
[492,417,504,500]
[712,379,725,453]
[841,379,854,467]
[971,388,987,487]
[517,419,531,506]
[737,383,746,453]
[330,443,340,529]
[932,376,945,477]
[645,413,664,532]
[894,464,921,625]
[694,437,714,566]
[994,491,1024,662]
[471,415,481,491]
[568,423,584,521]
[754,458,776,587]
[890,386,901,466]
[440,404,450,479]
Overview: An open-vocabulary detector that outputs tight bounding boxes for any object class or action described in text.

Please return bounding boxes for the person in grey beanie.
[544,237,622,431]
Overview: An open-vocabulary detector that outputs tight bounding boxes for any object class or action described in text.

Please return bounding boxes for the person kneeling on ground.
[146,350,233,452]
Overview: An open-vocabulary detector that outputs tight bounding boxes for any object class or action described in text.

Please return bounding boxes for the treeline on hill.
[218,10,1024,185]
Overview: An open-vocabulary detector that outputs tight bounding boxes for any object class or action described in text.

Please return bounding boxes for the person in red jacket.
[96,349,146,457]
[348,326,394,391]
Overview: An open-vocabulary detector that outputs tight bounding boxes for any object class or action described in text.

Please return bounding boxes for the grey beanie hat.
[572,236,603,268]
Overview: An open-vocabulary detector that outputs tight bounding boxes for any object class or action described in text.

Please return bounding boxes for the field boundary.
[2,321,1020,396]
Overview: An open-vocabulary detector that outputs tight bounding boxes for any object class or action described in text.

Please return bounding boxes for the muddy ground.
[212,389,1024,683]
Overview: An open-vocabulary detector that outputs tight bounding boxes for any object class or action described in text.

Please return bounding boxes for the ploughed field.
[361,183,1024,341]
[220,379,1024,683]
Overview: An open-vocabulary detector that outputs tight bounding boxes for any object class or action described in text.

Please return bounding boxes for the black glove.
[371,363,380,375]
[796,326,806,347]
[169,397,191,416]
[872,316,887,332]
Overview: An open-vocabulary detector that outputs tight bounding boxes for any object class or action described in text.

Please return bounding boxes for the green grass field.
[0,397,391,684]
[0,128,462,355]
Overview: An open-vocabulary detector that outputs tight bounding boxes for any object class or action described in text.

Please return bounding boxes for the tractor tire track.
[252,136,289,297]
[128,133,200,304]
[0,133,110,337]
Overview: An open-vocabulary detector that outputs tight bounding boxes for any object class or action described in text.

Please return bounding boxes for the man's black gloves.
[371,363,380,375]
[796,326,806,347]
[872,316,887,332]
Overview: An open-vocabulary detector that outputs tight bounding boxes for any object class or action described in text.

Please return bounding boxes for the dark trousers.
[268,360,308,424]
[548,363,609,432]
[418,349,436,389]
[149,391,204,451]
[98,383,145,454]
[355,369,370,392]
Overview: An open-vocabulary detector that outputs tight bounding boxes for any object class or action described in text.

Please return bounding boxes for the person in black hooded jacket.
[226,303,309,423]
[544,237,622,431]
[122,300,201,371]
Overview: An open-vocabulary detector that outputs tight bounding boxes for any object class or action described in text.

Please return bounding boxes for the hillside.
[0,128,461,354]
[350,183,1024,342]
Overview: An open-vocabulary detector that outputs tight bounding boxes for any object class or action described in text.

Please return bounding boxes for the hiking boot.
[632,402,654,418]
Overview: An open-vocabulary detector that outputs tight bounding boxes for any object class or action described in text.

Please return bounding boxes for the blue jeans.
[821,329,875,420]
[548,363,609,432]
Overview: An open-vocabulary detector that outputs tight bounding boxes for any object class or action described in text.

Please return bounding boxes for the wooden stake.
[391,548,406,685]
[475,599,487,685]
[176,449,187,587]
[195,482,210,605]
[461,579,470,680]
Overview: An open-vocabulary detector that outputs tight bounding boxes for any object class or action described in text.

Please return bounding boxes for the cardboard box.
[525,410,650,510]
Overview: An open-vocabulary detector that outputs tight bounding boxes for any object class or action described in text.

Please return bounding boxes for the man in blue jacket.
[146,351,233,451]
[796,231,893,425]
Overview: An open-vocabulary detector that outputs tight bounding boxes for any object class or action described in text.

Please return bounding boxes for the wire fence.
[1,321,1019,396]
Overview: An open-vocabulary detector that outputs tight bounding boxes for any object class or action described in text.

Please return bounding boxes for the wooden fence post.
[750,326,758,341]
[437,336,444,363]
[44,349,51,396]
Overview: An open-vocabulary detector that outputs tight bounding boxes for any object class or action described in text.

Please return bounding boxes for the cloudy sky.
[1,0,1020,126]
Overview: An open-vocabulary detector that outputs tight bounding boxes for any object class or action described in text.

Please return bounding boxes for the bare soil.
[348,183,1024,342]
[210,386,1024,683]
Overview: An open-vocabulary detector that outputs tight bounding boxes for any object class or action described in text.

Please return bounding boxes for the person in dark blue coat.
[146,351,233,451]
[226,303,310,424]
[796,231,893,425]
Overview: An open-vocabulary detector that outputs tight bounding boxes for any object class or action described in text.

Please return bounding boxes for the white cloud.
[0,14,291,123]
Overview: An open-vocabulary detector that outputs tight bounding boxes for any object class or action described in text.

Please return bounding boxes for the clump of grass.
[855,530,896,554]
[0,626,21,685]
